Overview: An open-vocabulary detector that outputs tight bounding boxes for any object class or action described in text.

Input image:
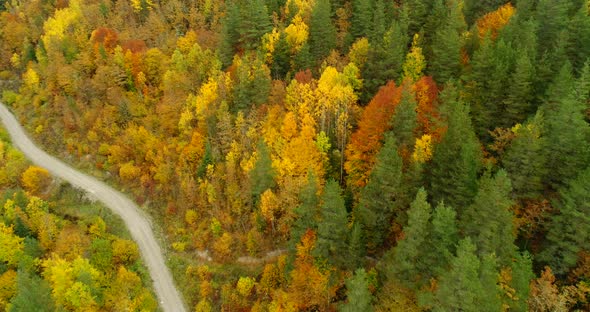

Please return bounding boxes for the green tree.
[315,180,349,268]
[433,238,483,312]
[426,201,458,276]
[507,252,535,312]
[233,53,271,112]
[502,113,546,200]
[390,84,417,157]
[542,63,590,190]
[8,271,54,312]
[503,49,536,126]
[567,7,590,71]
[429,0,465,84]
[350,0,373,41]
[361,21,408,102]
[383,188,431,289]
[356,134,402,252]
[308,0,337,62]
[289,172,319,251]
[428,85,482,213]
[540,166,590,275]
[250,141,276,200]
[340,268,373,312]
[461,170,516,264]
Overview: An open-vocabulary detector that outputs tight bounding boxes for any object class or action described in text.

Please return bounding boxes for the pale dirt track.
[0,102,186,312]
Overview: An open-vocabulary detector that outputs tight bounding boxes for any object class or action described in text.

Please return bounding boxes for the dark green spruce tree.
[356,133,402,253]
[542,62,590,190]
[428,84,482,213]
[289,171,319,252]
[308,0,337,63]
[383,188,431,289]
[540,166,590,276]
[315,179,349,268]
[461,169,516,264]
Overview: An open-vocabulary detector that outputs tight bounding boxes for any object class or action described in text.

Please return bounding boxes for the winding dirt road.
[0,102,186,312]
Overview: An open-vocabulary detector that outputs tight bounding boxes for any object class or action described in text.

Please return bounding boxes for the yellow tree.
[402,34,426,82]
[21,166,51,195]
[0,223,24,268]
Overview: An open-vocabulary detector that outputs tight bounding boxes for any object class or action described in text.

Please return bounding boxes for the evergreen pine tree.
[508,252,535,312]
[271,32,292,80]
[433,238,483,312]
[340,268,374,312]
[478,254,503,312]
[384,188,431,288]
[361,21,408,102]
[542,63,590,190]
[503,49,536,126]
[428,85,482,212]
[9,271,55,312]
[250,141,276,199]
[427,201,459,277]
[461,170,516,264]
[390,84,418,157]
[315,179,349,268]
[308,0,337,62]
[540,166,590,275]
[350,0,373,41]
[289,172,319,252]
[356,134,403,252]
[502,112,546,200]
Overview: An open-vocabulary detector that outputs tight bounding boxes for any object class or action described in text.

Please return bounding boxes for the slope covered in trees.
[1,0,590,310]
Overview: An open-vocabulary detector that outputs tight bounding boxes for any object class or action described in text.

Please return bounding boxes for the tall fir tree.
[428,84,482,213]
[250,141,276,200]
[540,166,590,275]
[542,62,590,190]
[308,0,337,63]
[426,201,459,277]
[461,170,516,264]
[384,188,431,289]
[429,0,466,84]
[503,49,536,126]
[502,112,546,200]
[356,133,403,253]
[361,21,408,102]
[340,268,374,312]
[350,0,373,41]
[390,84,418,157]
[507,252,535,312]
[289,172,319,252]
[433,238,484,312]
[315,179,349,268]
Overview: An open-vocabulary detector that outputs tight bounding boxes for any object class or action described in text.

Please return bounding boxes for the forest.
[1,0,590,311]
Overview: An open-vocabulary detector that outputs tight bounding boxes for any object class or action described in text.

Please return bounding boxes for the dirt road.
[0,102,187,312]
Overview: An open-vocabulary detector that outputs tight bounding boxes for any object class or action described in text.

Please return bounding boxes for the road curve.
[0,102,187,312]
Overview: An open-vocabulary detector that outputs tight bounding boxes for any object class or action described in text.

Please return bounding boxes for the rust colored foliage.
[413,76,441,139]
[91,27,119,53]
[294,69,314,84]
[477,3,515,40]
[345,77,440,190]
[345,81,402,189]
[121,39,148,54]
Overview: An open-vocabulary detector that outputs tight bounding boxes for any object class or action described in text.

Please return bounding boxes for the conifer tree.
[390,84,417,157]
[429,0,465,83]
[540,166,590,275]
[315,179,349,267]
[384,188,431,288]
[357,134,403,252]
[542,63,590,190]
[362,21,408,102]
[308,0,337,62]
[508,252,535,312]
[427,202,458,276]
[433,238,483,312]
[340,268,373,312]
[250,141,276,200]
[428,85,482,212]
[503,50,535,126]
[289,172,319,252]
[502,113,546,200]
[350,0,373,41]
[461,170,516,264]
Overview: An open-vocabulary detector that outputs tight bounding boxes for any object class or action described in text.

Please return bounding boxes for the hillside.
[1,0,590,311]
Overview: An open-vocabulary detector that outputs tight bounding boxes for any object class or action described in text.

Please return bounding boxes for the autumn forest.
[1,0,590,311]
